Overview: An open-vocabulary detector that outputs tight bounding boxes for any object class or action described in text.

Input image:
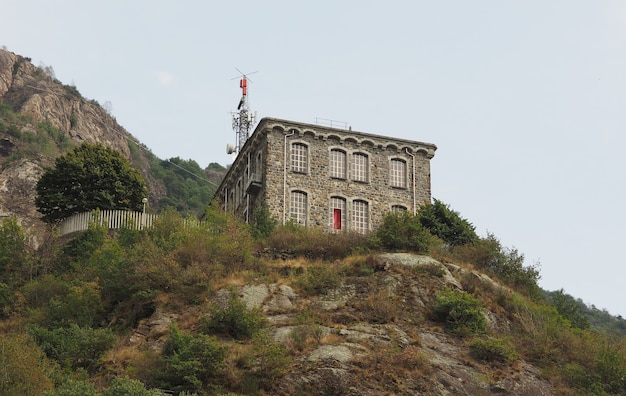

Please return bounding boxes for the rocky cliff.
[0,49,165,241]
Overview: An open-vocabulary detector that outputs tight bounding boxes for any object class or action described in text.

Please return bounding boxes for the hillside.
[1,209,625,395]
[0,48,225,241]
[1,48,626,395]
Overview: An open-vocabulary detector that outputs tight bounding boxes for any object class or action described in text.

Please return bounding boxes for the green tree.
[418,199,478,246]
[35,143,148,223]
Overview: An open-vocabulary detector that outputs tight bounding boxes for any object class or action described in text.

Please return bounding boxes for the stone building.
[214,117,436,233]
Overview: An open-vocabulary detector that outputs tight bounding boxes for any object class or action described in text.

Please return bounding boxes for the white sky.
[2,1,625,317]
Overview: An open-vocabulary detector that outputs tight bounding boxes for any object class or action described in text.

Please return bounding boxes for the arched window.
[391,205,407,213]
[352,152,368,182]
[291,143,308,173]
[329,196,347,231]
[329,149,347,179]
[389,158,406,188]
[290,190,307,226]
[351,199,369,234]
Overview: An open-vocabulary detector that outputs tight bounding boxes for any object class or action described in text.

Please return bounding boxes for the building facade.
[214,118,436,233]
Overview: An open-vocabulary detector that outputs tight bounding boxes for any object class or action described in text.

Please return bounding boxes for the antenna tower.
[229,69,258,155]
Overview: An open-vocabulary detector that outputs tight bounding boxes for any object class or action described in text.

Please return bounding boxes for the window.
[329,149,347,179]
[352,153,368,182]
[352,199,369,234]
[391,205,407,213]
[329,196,346,231]
[290,190,307,226]
[390,159,406,188]
[291,143,308,173]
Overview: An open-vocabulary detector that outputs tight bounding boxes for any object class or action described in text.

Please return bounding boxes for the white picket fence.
[59,210,157,236]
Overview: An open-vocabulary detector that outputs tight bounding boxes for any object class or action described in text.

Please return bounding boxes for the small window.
[329,149,347,179]
[390,159,407,188]
[352,153,368,182]
[329,196,347,231]
[391,205,407,213]
[290,190,307,226]
[291,143,308,173]
[352,199,369,234]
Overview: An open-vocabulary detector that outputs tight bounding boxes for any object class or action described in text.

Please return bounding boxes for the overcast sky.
[2,1,625,317]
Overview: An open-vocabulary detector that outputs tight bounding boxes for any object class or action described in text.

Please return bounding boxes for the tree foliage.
[375,211,435,253]
[35,143,148,223]
[418,199,478,246]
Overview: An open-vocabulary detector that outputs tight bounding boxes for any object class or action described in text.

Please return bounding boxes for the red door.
[333,209,342,230]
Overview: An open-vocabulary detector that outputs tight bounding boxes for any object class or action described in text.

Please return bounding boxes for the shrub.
[28,324,116,371]
[375,212,434,253]
[0,333,56,395]
[469,337,518,363]
[297,265,341,296]
[203,292,267,340]
[250,205,277,239]
[101,377,161,396]
[355,290,401,324]
[453,233,541,298]
[46,378,99,396]
[418,199,478,246]
[0,217,32,284]
[431,289,486,336]
[245,331,291,390]
[157,324,226,393]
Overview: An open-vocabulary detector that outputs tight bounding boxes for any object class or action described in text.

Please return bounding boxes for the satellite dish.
[226,143,235,154]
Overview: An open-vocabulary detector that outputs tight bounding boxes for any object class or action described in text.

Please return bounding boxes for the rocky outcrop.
[0,49,165,241]
[131,254,555,395]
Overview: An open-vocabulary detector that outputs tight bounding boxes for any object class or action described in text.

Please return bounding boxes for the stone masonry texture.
[215,118,436,233]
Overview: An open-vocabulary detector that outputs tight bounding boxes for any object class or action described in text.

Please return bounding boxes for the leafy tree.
[35,143,148,223]
[418,199,478,246]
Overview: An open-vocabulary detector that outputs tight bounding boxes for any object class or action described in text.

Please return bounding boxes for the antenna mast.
[229,69,258,155]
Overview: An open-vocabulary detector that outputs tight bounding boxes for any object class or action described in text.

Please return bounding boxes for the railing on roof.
[58,209,157,236]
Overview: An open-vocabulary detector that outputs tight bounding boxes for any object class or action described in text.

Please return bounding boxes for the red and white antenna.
[228,68,258,155]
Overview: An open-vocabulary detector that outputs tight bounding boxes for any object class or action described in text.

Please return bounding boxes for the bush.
[297,265,341,296]
[101,377,161,396]
[375,212,435,253]
[203,292,267,340]
[28,324,116,371]
[265,225,369,260]
[469,337,518,363]
[250,205,277,239]
[418,199,478,246]
[45,378,98,396]
[0,333,56,395]
[245,331,291,391]
[453,233,541,297]
[157,324,226,393]
[431,290,486,336]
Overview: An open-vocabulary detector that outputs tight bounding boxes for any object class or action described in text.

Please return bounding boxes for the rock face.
[132,253,555,395]
[0,49,164,241]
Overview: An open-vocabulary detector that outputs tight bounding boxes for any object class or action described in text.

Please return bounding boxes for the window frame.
[329,148,347,179]
[389,158,407,188]
[351,152,369,183]
[351,199,369,234]
[291,142,308,174]
[289,190,308,226]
